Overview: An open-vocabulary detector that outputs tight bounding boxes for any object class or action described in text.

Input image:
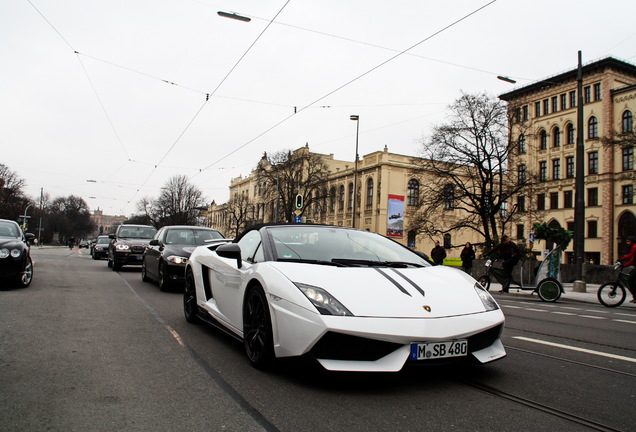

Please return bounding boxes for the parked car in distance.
[78,240,89,249]
[142,226,225,291]
[0,219,35,288]
[108,224,157,271]
[91,235,110,260]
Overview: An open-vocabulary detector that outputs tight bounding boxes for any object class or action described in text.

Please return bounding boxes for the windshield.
[96,237,110,244]
[267,226,431,267]
[118,227,157,239]
[165,229,224,246]
[0,221,20,238]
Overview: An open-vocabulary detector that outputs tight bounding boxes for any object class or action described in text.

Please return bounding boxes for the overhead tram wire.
[122,0,293,209]
[193,0,499,177]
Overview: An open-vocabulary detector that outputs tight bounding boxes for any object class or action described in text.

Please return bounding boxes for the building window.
[587,187,598,206]
[522,105,528,121]
[518,164,527,183]
[540,130,548,150]
[550,192,559,209]
[560,94,567,111]
[406,179,418,206]
[516,224,525,241]
[347,183,354,209]
[566,156,575,178]
[588,116,598,139]
[535,101,541,117]
[518,134,526,154]
[570,91,576,108]
[329,187,336,212]
[539,161,547,181]
[366,178,374,207]
[623,146,634,171]
[584,86,591,103]
[338,185,345,210]
[623,111,634,133]
[443,184,454,210]
[588,220,598,238]
[566,123,575,144]
[553,127,561,147]
[537,194,546,211]
[443,233,452,249]
[624,185,634,204]
[594,83,601,101]
[588,151,599,174]
[564,190,573,208]
[552,96,558,113]
[553,159,561,180]
[543,99,550,115]
[407,230,417,248]
[517,195,526,213]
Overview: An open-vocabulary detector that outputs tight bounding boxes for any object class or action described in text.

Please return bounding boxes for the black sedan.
[142,226,225,291]
[0,219,35,288]
[91,235,110,260]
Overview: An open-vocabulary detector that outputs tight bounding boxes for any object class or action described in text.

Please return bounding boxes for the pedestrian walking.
[618,235,636,303]
[460,242,476,275]
[488,235,519,293]
[431,240,446,266]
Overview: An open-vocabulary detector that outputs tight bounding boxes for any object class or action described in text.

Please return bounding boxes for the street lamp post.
[20,204,32,231]
[350,115,360,228]
[573,51,587,292]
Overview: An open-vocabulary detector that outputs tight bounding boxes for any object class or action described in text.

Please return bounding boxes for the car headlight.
[10,249,22,258]
[0,248,9,259]
[116,244,130,251]
[474,283,499,311]
[294,282,353,316]
[166,255,188,264]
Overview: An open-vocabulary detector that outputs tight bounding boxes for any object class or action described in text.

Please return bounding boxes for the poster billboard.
[387,194,404,237]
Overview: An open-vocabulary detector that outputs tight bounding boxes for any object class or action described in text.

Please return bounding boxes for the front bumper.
[0,255,28,280]
[113,252,144,266]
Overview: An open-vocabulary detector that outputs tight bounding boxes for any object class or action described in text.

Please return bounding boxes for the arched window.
[518,134,526,154]
[443,233,451,249]
[407,179,419,206]
[338,185,345,210]
[553,127,561,147]
[347,183,353,209]
[566,123,575,144]
[329,187,336,212]
[588,116,598,139]
[540,130,548,150]
[321,188,328,213]
[366,178,373,207]
[618,211,636,257]
[623,111,634,133]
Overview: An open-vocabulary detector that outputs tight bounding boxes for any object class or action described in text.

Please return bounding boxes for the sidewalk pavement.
[487,280,636,308]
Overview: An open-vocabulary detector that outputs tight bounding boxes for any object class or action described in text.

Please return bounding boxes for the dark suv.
[108,224,157,271]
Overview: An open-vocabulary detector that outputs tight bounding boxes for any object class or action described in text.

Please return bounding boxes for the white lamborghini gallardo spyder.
[184,223,505,372]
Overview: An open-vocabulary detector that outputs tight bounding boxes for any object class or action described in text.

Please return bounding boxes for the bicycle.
[477,247,564,302]
[597,262,632,307]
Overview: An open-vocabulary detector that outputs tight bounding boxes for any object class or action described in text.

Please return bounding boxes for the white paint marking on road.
[585,309,610,314]
[616,312,636,317]
[553,312,576,316]
[562,306,584,311]
[614,319,636,325]
[525,308,547,312]
[502,305,522,309]
[579,315,606,320]
[513,336,636,364]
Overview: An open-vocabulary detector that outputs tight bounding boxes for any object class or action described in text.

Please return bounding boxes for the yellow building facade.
[500,57,636,264]
[207,145,481,259]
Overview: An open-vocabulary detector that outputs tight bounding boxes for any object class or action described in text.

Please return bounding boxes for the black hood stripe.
[390,269,426,298]
[374,268,411,297]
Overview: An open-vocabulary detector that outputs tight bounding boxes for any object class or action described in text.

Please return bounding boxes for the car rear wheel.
[16,256,33,288]
[183,268,199,324]
[141,260,151,282]
[243,285,274,369]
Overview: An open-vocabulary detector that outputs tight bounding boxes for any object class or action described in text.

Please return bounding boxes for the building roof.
[499,57,636,102]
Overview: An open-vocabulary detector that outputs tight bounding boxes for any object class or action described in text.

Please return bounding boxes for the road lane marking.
[579,315,606,320]
[553,312,576,316]
[562,306,584,311]
[525,308,547,312]
[502,305,522,309]
[614,319,636,325]
[513,337,636,364]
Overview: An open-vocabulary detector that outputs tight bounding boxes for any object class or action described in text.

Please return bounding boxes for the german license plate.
[410,340,467,360]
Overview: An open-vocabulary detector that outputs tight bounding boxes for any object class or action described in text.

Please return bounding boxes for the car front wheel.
[17,256,33,288]
[243,285,274,369]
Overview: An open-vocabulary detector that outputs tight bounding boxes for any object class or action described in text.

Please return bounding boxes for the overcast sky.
[2,0,635,217]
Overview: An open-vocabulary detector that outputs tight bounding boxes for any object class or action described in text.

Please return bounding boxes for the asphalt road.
[1,247,635,432]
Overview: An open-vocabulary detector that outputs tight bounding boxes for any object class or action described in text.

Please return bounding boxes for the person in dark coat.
[430,240,446,265]
[618,235,636,303]
[488,235,519,293]
[460,242,476,275]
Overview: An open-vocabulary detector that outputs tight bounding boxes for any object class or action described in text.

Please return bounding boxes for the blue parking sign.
[293,216,302,223]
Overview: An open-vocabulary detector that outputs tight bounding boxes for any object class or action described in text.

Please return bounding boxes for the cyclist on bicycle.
[488,234,519,293]
[618,235,636,303]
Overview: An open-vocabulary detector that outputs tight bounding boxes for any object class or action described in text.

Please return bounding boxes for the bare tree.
[254,147,331,223]
[136,175,205,227]
[410,92,538,251]
[224,191,256,238]
[0,163,30,220]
